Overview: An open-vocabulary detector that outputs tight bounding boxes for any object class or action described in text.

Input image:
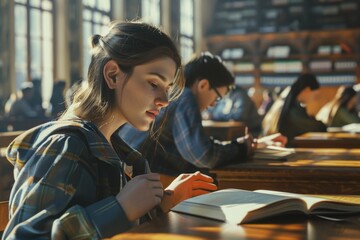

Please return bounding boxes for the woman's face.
[115,57,177,131]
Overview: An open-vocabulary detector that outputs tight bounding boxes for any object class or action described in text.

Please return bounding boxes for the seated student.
[8,82,38,119]
[2,21,217,239]
[119,52,286,181]
[276,73,327,146]
[316,85,360,127]
[206,85,263,137]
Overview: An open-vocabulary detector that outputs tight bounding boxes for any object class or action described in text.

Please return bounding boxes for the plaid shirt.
[119,88,249,176]
[3,118,147,239]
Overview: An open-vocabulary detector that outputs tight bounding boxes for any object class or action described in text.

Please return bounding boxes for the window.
[180,0,194,62]
[14,0,54,104]
[82,0,111,80]
[141,0,161,26]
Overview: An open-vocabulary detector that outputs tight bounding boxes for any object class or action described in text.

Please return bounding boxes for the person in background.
[65,79,83,107]
[119,52,286,184]
[258,88,277,117]
[353,83,360,118]
[3,21,217,239]
[29,78,45,117]
[276,73,327,146]
[316,85,360,127]
[206,85,263,137]
[49,80,67,119]
[8,82,38,119]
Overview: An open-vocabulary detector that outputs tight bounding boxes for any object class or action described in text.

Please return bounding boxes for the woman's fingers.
[192,181,218,191]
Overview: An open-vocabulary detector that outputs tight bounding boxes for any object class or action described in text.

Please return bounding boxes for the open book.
[171,189,360,224]
[252,146,295,161]
[327,123,360,133]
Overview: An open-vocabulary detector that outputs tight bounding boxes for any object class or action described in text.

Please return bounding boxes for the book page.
[253,147,294,160]
[171,189,307,224]
[255,190,360,214]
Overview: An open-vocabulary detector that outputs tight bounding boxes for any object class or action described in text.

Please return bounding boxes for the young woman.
[3,21,217,239]
[277,73,327,146]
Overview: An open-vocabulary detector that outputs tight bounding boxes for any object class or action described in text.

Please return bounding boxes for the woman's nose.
[155,92,169,108]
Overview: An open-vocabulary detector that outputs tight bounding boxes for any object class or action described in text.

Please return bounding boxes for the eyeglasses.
[212,87,223,103]
[212,84,236,103]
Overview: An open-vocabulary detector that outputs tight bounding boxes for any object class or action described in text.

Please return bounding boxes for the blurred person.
[207,85,263,137]
[49,80,67,119]
[316,85,360,127]
[8,82,38,119]
[276,73,326,146]
[29,78,45,117]
[65,79,83,107]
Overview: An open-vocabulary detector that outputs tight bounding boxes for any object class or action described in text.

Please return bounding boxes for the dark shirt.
[208,87,262,137]
[280,101,327,146]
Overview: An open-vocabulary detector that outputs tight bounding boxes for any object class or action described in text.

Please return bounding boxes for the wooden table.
[292,132,360,148]
[111,210,360,240]
[210,148,360,195]
[202,120,246,141]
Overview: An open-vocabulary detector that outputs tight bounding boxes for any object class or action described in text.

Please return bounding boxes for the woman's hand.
[116,173,163,221]
[159,171,217,213]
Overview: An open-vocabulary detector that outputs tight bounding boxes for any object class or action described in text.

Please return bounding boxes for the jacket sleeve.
[3,134,132,240]
[172,98,249,169]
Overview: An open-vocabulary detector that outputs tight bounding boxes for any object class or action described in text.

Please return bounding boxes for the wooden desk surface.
[112,210,360,240]
[292,132,360,148]
[211,148,360,195]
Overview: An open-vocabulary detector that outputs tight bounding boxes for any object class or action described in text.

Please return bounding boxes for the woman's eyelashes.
[149,81,158,89]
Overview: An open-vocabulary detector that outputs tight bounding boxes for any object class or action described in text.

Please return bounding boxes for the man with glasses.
[119,52,284,184]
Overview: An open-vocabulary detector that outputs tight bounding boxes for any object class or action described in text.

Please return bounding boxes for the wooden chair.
[0,201,9,234]
[0,131,21,202]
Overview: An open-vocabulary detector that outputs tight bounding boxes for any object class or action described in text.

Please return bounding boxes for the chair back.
[0,131,22,201]
[0,201,9,233]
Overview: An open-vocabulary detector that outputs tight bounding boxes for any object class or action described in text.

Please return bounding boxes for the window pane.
[180,36,193,62]
[15,0,27,4]
[83,9,92,21]
[42,70,53,104]
[82,0,111,81]
[83,21,92,44]
[15,5,27,35]
[94,23,102,35]
[43,40,53,68]
[142,0,160,26]
[98,0,110,12]
[42,11,53,40]
[15,36,28,90]
[83,0,96,7]
[31,39,42,76]
[30,9,41,37]
[42,0,53,10]
[30,0,41,7]
[180,0,194,36]
[102,15,110,25]
[94,11,102,23]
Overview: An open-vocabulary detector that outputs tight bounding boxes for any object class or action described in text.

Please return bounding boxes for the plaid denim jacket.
[3,118,146,239]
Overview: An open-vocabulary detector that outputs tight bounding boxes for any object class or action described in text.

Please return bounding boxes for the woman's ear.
[103,60,125,89]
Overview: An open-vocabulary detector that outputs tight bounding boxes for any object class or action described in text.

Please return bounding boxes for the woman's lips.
[146,110,159,120]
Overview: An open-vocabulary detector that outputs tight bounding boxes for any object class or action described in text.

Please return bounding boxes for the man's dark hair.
[184,52,234,88]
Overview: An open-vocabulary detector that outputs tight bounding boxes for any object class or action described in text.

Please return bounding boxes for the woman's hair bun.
[90,34,102,48]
